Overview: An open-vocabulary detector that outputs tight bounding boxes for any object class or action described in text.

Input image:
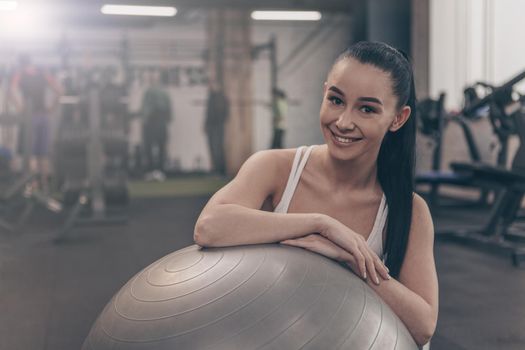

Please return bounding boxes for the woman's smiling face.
[320,57,405,162]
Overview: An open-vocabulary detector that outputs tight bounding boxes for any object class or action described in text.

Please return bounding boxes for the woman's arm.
[195,204,325,247]
[281,194,438,346]
[194,150,325,247]
[366,194,438,346]
[194,149,389,281]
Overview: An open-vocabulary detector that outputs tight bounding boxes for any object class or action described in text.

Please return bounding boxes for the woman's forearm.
[366,277,437,346]
[194,204,324,247]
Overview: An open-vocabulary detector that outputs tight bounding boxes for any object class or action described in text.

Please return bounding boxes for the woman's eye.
[328,96,344,106]
[360,105,376,113]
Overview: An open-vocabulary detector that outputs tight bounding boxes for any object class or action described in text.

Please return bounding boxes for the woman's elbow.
[194,216,214,247]
[413,319,437,347]
[414,334,432,348]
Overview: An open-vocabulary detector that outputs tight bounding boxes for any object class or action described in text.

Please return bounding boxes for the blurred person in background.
[270,87,288,149]
[9,53,61,192]
[141,70,172,181]
[205,80,229,175]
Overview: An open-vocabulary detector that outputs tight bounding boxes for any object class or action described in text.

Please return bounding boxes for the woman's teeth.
[334,135,360,143]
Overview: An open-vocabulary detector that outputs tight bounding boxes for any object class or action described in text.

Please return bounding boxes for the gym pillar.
[207,9,253,176]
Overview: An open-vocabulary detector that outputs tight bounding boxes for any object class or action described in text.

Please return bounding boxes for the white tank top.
[274,145,388,259]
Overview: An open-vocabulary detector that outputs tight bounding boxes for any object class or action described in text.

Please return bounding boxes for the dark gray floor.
[1,196,525,350]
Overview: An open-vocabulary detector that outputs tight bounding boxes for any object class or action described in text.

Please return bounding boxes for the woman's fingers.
[351,239,377,284]
[360,244,380,285]
[332,231,389,282]
[280,239,294,245]
[326,231,387,279]
[342,239,388,284]
[341,252,362,277]
[345,241,367,279]
[362,243,391,284]
[374,255,391,280]
[280,238,307,247]
[337,237,374,281]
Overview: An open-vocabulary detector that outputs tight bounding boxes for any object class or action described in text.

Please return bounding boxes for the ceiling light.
[101,4,177,17]
[251,11,322,21]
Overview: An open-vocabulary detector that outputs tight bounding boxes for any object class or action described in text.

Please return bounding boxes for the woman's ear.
[389,106,411,132]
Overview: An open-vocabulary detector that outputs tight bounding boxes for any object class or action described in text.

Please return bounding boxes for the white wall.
[427,0,525,171]
[492,0,525,91]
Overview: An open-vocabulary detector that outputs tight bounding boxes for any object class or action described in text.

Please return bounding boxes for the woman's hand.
[281,233,390,285]
[319,215,390,284]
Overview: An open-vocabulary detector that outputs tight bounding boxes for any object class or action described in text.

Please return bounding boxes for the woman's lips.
[330,129,363,145]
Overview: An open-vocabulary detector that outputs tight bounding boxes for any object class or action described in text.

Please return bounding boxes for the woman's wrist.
[313,213,331,237]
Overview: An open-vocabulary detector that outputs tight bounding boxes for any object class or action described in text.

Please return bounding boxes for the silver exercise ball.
[82,244,418,350]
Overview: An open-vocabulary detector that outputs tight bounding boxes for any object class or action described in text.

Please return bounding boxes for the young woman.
[194,41,438,347]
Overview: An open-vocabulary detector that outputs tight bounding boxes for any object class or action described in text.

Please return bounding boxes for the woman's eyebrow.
[328,86,345,96]
[328,86,383,106]
[358,97,383,105]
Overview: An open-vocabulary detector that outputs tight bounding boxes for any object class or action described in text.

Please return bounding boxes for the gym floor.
[1,180,525,350]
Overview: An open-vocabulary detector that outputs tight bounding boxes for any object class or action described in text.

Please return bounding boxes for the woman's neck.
[317,144,380,192]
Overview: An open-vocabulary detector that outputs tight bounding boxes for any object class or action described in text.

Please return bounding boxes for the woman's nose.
[335,113,356,132]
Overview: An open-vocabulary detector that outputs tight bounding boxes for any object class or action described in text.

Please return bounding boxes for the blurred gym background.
[1,1,525,349]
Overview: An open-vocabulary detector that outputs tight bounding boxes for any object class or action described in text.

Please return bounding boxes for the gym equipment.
[416,92,484,206]
[53,83,129,242]
[0,83,27,232]
[0,98,63,231]
[463,75,525,167]
[0,70,25,231]
[437,70,525,266]
[417,71,525,208]
[0,173,35,232]
[82,244,418,350]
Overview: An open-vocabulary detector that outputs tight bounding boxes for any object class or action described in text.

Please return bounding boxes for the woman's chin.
[325,142,357,162]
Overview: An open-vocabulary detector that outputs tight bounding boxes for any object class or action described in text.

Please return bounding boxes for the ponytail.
[338,42,417,278]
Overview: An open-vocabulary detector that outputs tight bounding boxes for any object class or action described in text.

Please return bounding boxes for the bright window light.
[251,11,322,21]
[0,1,18,11]
[0,3,48,37]
[101,4,177,17]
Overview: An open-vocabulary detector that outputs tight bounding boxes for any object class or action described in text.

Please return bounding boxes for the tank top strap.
[366,194,388,259]
[274,145,315,213]
[279,146,305,205]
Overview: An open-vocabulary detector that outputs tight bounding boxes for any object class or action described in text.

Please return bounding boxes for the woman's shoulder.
[233,148,303,199]
[247,148,301,168]
[239,148,304,184]
[410,193,434,236]
[412,193,431,216]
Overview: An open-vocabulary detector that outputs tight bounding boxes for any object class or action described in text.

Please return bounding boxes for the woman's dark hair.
[335,41,417,278]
